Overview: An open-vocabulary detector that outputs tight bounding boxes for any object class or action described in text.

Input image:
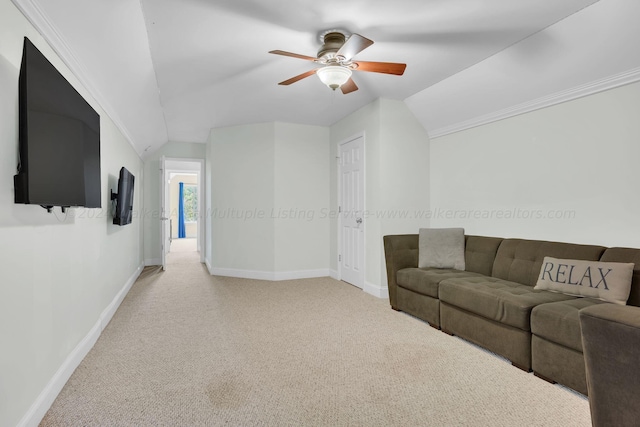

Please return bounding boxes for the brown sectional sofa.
[383,234,640,395]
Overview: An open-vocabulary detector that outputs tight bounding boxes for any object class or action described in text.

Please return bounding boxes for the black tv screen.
[14,37,101,209]
[112,167,135,226]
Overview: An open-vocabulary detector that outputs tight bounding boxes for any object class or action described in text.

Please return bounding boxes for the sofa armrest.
[383,234,419,309]
[580,304,640,426]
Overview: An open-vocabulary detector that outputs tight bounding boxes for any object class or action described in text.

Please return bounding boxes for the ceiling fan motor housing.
[317,32,347,60]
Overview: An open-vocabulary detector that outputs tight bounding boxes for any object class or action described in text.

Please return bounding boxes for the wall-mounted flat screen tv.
[111,167,135,226]
[14,37,101,210]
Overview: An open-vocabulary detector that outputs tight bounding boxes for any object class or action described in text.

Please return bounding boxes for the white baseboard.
[18,263,144,427]
[274,269,330,281]
[209,267,330,281]
[144,258,161,266]
[18,322,102,427]
[204,258,214,275]
[209,267,270,280]
[100,263,143,330]
[328,271,386,298]
[364,281,389,299]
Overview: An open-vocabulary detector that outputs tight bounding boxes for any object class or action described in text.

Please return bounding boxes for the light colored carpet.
[170,237,197,253]
[40,251,590,426]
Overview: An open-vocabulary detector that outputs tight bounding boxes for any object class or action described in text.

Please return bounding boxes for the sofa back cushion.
[384,234,419,271]
[600,248,640,307]
[464,235,504,276]
[492,239,606,286]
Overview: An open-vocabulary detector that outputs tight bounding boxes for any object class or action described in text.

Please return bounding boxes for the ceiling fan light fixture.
[316,65,352,90]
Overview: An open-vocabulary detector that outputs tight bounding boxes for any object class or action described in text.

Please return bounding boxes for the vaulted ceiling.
[14,0,640,157]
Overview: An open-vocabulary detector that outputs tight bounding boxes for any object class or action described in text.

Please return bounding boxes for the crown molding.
[428,66,640,139]
[11,0,142,158]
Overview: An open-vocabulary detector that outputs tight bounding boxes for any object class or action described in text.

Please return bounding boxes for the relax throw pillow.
[418,228,465,270]
[534,256,634,305]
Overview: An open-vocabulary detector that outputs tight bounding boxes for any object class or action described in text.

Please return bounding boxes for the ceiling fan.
[269,30,406,94]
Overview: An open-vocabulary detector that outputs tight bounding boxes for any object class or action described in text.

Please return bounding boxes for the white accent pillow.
[418,228,465,270]
[534,256,634,305]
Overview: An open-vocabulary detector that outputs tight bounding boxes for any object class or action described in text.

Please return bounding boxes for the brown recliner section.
[530,247,640,395]
[530,298,606,394]
[580,304,640,427]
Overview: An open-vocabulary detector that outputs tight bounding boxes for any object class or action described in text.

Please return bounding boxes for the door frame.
[160,156,168,270]
[336,132,366,288]
[160,157,206,266]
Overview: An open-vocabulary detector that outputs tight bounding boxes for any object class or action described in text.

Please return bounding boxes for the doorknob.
[356,217,363,224]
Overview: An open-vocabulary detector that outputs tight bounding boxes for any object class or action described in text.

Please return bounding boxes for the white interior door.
[339,135,365,288]
[160,156,170,270]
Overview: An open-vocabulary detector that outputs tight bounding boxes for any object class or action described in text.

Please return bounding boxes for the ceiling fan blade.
[278,69,318,85]
[340,78,358,94]
[353,61,406,75]
[336,33,373,60]
[269,50,317,62]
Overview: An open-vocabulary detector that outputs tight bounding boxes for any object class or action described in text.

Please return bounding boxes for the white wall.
[330,99,430,294]
[0,1,143,425]
[274,122,330,273]
[378,99,432,275]
[142,141,205,264]
[209,123,276,273]
[430,81,640,247]
[208,104,431,290]
[208,122,330,278]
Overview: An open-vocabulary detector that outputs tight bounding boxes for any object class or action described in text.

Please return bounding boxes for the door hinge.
[339,254,342,262]
[338,206,342,213]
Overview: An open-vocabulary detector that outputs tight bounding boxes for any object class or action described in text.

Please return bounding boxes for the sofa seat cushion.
[439,277,576,331]
[396,268,485,299]
[531,298,607,352]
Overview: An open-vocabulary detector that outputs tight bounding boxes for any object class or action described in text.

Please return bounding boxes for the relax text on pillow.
[535,257,634,305]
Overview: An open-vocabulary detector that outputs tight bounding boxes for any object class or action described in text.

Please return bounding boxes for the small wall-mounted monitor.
[111,167,135,226]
